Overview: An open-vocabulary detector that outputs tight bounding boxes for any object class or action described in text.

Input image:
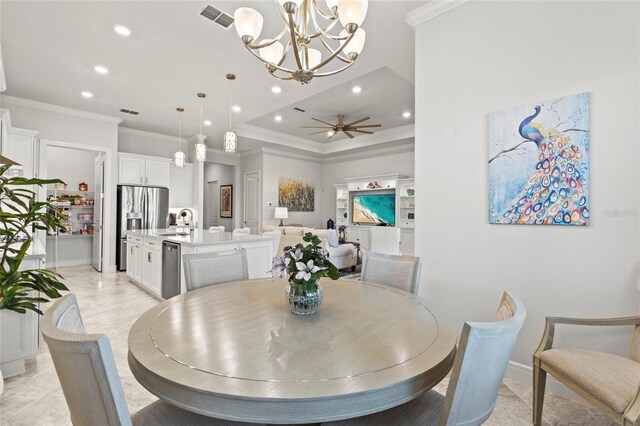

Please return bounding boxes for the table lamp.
[274,207,288,227]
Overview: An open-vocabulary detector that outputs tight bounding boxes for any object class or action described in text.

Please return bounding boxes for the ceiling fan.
[302,114,382,139]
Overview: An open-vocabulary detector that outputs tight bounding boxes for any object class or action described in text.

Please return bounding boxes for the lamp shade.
[234,7,263,40]
[338,0,368,27]
[224,130,237,153]
[340,27,365,55]
[274,207,289,219]
[306,48,322,69]
[259,39,284,64]
[173,151,185,167]
[195,135,207,162]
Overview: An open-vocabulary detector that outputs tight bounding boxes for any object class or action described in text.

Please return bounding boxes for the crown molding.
[323,141,415,164]
[119,126,185,144]
[261,147,324,164]
[0,44,6,93]
[405,0,470,28]
[323,123,414,155]
[0,95,123,124]
[236,124,325,154]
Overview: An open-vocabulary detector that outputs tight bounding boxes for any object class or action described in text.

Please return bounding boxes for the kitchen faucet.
[178,208,195,235]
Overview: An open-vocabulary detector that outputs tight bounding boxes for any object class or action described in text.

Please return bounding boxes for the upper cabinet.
[118,154,169,187]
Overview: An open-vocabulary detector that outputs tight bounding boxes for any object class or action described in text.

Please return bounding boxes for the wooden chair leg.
[533,360,547,426]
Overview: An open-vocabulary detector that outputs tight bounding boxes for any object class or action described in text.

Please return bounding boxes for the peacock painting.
[488,93,590,225]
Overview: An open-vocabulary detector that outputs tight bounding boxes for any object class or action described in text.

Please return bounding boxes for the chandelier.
[195,93,207,162]
[233,0,368,84]
[224,74,238,153]
[173,107,185,167]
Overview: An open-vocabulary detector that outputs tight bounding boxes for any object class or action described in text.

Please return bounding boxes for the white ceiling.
[0,1,423,154]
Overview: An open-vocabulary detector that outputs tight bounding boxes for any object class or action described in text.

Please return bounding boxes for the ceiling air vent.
[293,107,306,113]
[120,109,139,115]
[199,5,234,29]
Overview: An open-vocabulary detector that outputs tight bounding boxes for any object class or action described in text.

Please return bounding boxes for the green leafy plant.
[271,232,340,294]
[0,165,69,314]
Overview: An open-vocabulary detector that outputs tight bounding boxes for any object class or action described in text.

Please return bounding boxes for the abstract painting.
[220,185,232,218]
[278,177,315,212]
[488,93,590,225]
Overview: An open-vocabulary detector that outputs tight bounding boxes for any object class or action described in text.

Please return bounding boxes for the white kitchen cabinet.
[400,229,415,255]
[0,258,44,378]
[126,236,136,280]
[169,163,193,207]
[133,240,143,283]
[118,154,170,187]
[142,240,162,296]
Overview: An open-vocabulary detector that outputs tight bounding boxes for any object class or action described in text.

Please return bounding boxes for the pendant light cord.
[229,79,233,130]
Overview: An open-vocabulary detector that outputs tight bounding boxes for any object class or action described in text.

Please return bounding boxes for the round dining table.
[128,278,457,424]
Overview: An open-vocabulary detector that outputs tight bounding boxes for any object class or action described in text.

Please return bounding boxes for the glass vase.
[285,281,323,315]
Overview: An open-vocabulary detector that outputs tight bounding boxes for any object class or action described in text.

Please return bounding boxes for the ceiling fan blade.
[309,130,329,135]
[311,118,335,126]
[344,130,355,139]
[302,126,332,129]
[350,124,382,128]
[350,129,374,134]
[345,116,370,127]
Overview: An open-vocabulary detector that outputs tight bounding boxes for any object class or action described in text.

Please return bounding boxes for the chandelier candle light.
[233,0,368,84]
[173,107,185,167]
[224,74,238,153]
[195,93,207,162]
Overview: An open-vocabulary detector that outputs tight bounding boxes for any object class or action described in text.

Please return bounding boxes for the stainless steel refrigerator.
[116,185,169,271]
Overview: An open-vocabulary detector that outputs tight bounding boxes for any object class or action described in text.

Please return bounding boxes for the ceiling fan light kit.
[303,113,381,139]
[233,0,368,84]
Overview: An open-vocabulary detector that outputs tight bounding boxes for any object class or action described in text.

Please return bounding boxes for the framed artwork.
[278,177,315,212]
[488,92,590,226]
[220,185,232,218]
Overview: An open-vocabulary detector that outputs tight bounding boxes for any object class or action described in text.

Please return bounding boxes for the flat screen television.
[352,193,395,225]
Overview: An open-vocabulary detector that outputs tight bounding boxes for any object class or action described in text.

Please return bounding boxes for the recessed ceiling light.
[94,65,108,75]
[232,105,241,112]
[352,86,362,94]
[274,115,282,122]
[271,86,282,94]
[402,111,411,118]
[113,25,131,36]
[81,91,93,98]
[203,120,212,126]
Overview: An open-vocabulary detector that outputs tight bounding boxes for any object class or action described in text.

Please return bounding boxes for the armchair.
[533,314,640,425]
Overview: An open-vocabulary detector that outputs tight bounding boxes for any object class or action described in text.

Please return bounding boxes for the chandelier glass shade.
[195,93,207,162]
[233,0,368,84]
[224,74,238,153]
[173,107,185,167]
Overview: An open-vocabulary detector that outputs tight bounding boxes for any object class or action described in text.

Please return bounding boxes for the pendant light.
[173,107,185,167]
[195,93,207,162]
[224,74,238,153]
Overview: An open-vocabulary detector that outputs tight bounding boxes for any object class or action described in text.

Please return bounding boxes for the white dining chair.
[262,229,282,257]
[233,227,251,235]
[360,252,423,295]
[209,226,225,232]
[41,293,250,426]
[183,249,249,292]
[322,292,526,426]
[368,227,401,255]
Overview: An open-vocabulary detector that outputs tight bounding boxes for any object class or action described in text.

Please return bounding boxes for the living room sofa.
[262,226,357,271]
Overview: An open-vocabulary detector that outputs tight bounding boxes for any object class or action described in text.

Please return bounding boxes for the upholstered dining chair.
[532,307,640,425]
[322,292,526,426]
[209,226,225,232]
[183,249,249,292]
[262,229,282,258]
[233,227,251,235]
[42,293,250,426]
[360,252,423,295]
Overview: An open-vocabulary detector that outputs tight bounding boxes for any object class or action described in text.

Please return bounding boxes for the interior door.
[207,181,219,228]
[243,171,260,234]
[92,154,105,272]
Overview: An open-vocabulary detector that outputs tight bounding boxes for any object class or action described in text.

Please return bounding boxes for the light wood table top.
[128,278,457,424]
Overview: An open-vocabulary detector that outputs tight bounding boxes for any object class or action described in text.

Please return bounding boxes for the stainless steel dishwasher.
[162,241,181,299]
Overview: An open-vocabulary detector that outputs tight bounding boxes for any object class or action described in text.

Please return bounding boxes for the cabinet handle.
[146,177,148,183]
[148,252,152,262]
[140,177,143,183]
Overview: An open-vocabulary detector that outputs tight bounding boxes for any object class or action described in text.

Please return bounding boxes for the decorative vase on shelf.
[285,280,323,315]
[407,188,415,196]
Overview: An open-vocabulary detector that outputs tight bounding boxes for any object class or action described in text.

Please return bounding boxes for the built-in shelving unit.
[397,178,415,229]
[46,189,95,237]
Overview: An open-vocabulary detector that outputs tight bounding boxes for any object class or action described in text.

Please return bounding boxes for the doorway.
[207,181,219,228]
[243,170,261,234]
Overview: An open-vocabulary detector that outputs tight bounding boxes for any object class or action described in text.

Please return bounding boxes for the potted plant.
[0,165,69,392]
[271,232,339,315]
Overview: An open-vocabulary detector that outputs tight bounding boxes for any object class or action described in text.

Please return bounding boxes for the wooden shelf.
[47,234,94,240]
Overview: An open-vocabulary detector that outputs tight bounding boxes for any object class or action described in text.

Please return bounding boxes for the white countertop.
[1,239,47,260]
[127,229,272,247]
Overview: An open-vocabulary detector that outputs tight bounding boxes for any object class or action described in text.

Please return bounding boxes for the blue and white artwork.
[488,93,590,225]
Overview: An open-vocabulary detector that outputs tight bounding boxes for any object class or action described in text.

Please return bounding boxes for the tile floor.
[0,266,616,425]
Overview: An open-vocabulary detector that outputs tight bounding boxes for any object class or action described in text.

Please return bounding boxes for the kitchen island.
[125,229,274,298]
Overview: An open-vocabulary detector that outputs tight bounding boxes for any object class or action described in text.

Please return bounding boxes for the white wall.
[118,129,178,159]
[203,162,235,231]
[414,0,639,379]
[322,146,415,222]
[262,152,324,228]
[1,98,120,271]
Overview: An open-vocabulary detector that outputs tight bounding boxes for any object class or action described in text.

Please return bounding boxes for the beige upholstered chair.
[183,249,249,292]
[42,294,246,426]
[323,292,526,425]
[233,227,251,235]
[360,252,423,294]
[262,229,282,257]
[533,309,640,425]
[208,226,225,232]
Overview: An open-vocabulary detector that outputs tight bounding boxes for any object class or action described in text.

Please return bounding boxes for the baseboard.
[505,361,580,399]
[46,259,91,268]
